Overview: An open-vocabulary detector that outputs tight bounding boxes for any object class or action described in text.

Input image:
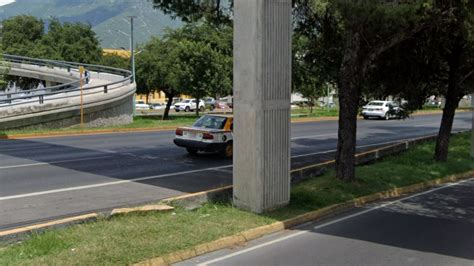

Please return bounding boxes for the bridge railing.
[0,54,133,108]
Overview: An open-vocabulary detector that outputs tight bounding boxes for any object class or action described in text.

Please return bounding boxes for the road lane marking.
[0,156,113,170]
[197,178,473,266]
[0,165,233,201]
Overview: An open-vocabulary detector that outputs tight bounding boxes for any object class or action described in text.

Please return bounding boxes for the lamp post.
[127,16,137,115]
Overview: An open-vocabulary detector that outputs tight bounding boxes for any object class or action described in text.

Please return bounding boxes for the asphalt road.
[0,113,471,230]
[180,177,474,266]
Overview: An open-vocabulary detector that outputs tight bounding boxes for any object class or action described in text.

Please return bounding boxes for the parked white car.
[135,100,150,110]
[362,101,402,120]
[150,103,163,110]
[174,99,205,112]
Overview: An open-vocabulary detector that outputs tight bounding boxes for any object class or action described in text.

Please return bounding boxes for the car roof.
[205,113,233,118]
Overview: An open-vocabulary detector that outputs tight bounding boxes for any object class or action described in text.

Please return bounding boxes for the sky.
[0,0,15,7]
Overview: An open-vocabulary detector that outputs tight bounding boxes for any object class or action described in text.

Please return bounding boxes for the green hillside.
[0,0,181,48]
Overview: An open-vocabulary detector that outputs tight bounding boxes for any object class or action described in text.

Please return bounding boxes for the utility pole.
[128,15,137,115]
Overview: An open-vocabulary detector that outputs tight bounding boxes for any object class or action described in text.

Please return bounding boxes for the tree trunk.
[335,34,362,182]
[335,75,360,181]
[434,36,462,162]
[163,93,174,121]
[434,94,459,161]
[195,97,200,117]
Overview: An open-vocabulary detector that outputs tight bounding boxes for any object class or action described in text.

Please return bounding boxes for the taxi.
[173,114,233,158]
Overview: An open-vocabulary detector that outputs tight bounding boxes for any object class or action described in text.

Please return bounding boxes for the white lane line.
[0,165,233,201]
[197,178,473,266]
[0,156,113,170]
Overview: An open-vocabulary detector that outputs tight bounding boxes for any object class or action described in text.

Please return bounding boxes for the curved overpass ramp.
[0,55,136,130]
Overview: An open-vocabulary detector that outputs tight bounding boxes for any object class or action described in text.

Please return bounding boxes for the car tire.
[363,116,368,120]
[185,106,190,112]
[175,109,180,112]
[186,148,198,155]
[221,141,233,159]
[199,106,205,112]
[384,113,390,120]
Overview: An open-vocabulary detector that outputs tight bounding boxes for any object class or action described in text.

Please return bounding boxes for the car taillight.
[176,128,183,136]
[202,133,214,140]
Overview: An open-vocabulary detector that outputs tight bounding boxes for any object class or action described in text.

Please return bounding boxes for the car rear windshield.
[193,116,227,129]
[367,102,384,106]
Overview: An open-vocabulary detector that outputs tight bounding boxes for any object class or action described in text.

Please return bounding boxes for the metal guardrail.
[0,54,132,108]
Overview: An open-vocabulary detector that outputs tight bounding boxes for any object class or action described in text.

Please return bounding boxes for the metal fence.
[0,54,132,108]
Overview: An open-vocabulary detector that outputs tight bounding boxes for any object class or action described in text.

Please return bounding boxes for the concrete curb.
[0,213,98,243]
[2,109,463,139]
[0,204,174,243]
[136,170,474,266]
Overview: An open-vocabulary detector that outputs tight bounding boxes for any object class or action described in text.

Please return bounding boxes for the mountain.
[0,0,182,48]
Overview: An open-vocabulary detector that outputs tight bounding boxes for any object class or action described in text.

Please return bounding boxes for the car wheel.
[199,106,205,112]
[384,113,390,120]
[186,148,198,155]
[185,106,190,112]
[222,142,233,159]
[175,109,180,112]
[363,116,368,120]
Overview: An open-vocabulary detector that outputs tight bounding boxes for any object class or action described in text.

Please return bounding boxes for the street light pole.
[128,16,137,116]
[128,16,136,83]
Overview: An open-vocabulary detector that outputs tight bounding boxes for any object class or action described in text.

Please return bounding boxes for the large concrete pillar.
[233,0,292,213]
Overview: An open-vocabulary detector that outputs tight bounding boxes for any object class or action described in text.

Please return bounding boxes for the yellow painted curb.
[110,204,174,216]
[0,213,98,238]
[135,170,474,266]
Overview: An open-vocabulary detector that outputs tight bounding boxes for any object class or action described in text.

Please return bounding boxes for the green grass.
[0,116,198,136]
[291,107,339,118]
[0,133,472,265]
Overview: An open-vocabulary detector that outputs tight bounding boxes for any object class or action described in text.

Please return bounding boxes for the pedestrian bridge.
[0,55,136,130]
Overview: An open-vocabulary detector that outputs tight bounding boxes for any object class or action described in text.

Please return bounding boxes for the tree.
[433,0,474,161]
[1,15,44,57]
[1,16,102,64]
[172,38,232,116]
[99,54,130,70]
[294,0,429,181]
[40,19,102,64]
[151,0,232,25]
[292,34,326,113]
[136,38,183,120]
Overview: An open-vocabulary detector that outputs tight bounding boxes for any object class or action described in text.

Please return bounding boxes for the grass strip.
[0,132,472,265]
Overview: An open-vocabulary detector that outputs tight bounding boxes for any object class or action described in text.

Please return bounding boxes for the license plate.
[184,131,201,140]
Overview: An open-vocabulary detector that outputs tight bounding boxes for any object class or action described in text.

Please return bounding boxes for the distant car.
[203,97,216,110]
[175,99,205,112]
[174,114,234,158]
[216,101,229,109]
[362,101,402,120]
[135,100,150,110]
[150,103,163,110]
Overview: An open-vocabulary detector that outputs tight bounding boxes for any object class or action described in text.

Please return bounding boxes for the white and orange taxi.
[174,114,233,158]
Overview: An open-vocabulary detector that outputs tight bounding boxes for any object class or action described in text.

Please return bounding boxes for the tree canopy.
[1,16,102,64]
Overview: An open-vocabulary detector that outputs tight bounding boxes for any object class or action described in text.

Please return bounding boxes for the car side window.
[230,122,233,131]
